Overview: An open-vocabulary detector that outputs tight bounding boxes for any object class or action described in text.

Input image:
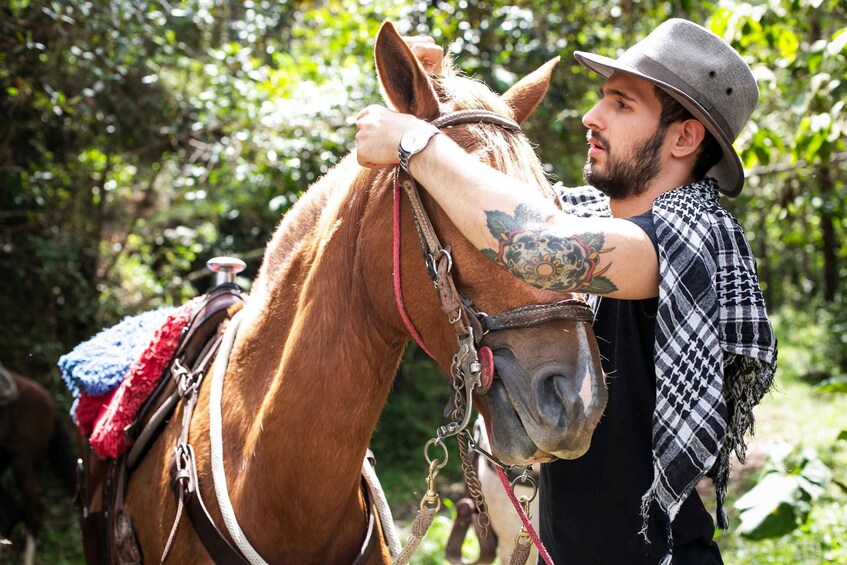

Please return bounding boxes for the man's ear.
[670,119,707,158]
[374,21,440,121]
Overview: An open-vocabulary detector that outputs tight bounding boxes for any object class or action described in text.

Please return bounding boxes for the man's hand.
[403,36,444,74]
[355,105,424,168]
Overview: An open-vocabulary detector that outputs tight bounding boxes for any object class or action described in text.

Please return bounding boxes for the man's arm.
[355,105,659,299]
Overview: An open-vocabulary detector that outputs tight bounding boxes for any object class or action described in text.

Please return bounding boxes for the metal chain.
[447,351,491,540]
[457,429,491,538]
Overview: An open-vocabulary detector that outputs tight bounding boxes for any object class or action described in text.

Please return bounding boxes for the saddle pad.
[60,307,178,397]
[62,296,206,458]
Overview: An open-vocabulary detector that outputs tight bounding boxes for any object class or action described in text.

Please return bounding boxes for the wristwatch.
[398,124,440,173]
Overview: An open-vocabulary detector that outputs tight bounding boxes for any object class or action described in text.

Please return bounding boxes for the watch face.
[401,127,434,153]
[400,129,422,152]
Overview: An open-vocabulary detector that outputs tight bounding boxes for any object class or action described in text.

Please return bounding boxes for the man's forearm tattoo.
[481,204,618,294]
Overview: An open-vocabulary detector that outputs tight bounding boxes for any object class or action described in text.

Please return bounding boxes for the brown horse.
[119,22,606,563]
[0,370,76,565]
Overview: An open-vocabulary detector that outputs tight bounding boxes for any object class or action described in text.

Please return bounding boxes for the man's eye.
[616,99,628,109]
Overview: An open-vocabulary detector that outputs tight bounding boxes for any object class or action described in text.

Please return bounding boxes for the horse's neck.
[223,156,405,534]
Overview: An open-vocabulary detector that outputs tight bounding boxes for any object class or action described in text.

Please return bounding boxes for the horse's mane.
[252,65,556,299]
[432,61,556,199]
[251,156,359,300]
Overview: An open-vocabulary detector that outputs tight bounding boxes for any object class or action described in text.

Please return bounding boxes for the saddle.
[0,362,19,406]
[76,284,244,564]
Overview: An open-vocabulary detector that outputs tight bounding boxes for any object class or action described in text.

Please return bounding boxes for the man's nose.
[582,101,603,131]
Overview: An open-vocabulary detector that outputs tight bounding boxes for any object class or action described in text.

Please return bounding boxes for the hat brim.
[574,51,744,197]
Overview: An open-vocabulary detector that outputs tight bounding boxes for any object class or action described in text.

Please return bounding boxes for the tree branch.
[746,151,847,177]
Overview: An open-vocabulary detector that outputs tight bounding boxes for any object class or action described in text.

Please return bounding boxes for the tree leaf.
[735,474,809,539]
[815,375,847,393]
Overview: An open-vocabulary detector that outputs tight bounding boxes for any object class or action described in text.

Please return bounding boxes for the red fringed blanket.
[78,296,206,458]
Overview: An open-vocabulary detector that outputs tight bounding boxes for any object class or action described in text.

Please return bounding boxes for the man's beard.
[583,126,666,199]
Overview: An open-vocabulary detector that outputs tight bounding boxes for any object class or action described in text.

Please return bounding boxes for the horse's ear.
[374,21,440,121]
[502,57,559,125]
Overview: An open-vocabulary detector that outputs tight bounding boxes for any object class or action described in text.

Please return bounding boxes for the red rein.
[392,171,435,359]
[392,171,495,393]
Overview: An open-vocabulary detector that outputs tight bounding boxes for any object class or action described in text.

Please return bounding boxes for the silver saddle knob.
[206,256,246,286]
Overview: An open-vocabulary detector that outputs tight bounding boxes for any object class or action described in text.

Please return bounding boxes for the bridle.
[392,108,594,565]
[393,108,594,414]
[394,109,593,373]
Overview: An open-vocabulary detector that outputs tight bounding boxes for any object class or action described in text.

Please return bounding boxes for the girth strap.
[164,331,248,564]
[170,443,248,564]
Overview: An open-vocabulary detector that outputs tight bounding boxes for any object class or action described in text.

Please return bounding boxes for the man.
[356,19,777,564]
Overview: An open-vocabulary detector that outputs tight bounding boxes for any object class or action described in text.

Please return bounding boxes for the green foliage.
[1,0,405,376]
[716,340,847,563]
[721,0,847,328]
[768,304,837,383]
[725,501,847,564]
[816,375,847,394]
[4,0,844,377]
[2,0,846,560]
[735,445,832,539]
[723,435,847,564]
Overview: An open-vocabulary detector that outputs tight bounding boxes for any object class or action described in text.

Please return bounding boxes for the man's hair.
[654,86,722,179]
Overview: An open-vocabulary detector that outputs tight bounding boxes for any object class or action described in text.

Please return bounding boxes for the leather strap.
[397,109,574,565]
[478,299,594,331]
[445,498,497,564]
[398,174,482,341]
[352,477,380,565]
[164,314,382,565]
[125,287,245,468]
[432,109,521,132]
[172,443,248,564]
[398,109,593,346]
[165,331,247,565]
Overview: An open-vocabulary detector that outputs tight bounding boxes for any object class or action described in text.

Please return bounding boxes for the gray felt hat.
[574,19,758,196]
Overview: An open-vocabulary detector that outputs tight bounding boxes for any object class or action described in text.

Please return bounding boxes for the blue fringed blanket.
[59,307,176,398]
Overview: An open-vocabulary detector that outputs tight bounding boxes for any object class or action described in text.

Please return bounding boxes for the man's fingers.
[356,105,373,121]
[409,44,443,73]
[403,35,436,45]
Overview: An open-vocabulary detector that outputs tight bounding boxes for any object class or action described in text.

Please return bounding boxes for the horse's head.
[374,22,607,465]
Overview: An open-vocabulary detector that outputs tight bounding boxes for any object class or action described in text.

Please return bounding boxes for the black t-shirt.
[538,211,715,564]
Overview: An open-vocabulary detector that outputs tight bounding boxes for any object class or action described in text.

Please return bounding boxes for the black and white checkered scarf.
[557,178,777,563]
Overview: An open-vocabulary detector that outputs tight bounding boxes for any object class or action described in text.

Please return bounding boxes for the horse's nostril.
[538,374,570,426]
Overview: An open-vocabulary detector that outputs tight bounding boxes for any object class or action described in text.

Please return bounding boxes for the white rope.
[209,309,269,565]
[362,456,402,558]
